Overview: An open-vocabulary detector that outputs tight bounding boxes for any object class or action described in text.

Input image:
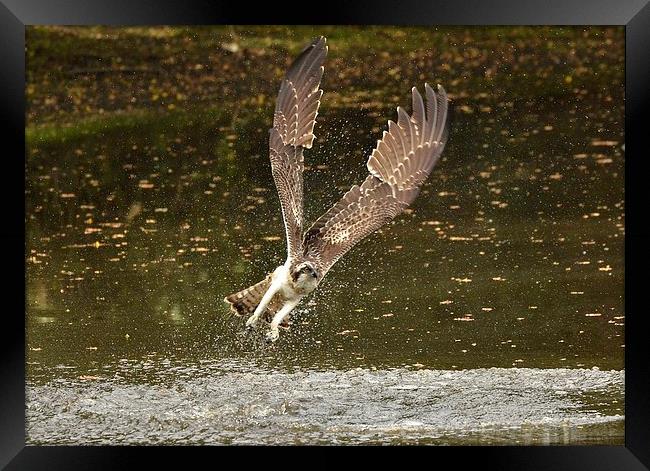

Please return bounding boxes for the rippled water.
[26,26,624,445]
[27,359,623,445]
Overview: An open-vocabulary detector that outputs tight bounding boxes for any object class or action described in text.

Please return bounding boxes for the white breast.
[272,264,301,300]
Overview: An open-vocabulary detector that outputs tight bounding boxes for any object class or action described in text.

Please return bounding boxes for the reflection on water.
[26,26,624,445]
[27,359,623,445]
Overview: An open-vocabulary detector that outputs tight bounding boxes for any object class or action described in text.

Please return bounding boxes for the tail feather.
[224,275,272,317]
[223,275,291,328]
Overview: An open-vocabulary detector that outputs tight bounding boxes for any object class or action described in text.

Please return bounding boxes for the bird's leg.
[265,298,300,343]
[246,280,281,329]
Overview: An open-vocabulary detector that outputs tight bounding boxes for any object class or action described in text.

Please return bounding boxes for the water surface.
[27,359,623,445]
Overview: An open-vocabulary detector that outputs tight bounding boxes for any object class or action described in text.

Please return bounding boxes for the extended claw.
[245,314,258,329]
[265,328,280,344]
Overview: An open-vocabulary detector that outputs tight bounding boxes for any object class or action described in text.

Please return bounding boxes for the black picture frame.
[3,0,649,468]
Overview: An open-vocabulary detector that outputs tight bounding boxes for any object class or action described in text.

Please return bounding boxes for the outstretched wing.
[269,36,327,261]
[303,83,449,276]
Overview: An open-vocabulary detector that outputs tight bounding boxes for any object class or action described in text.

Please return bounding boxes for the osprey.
[224,36,450,342]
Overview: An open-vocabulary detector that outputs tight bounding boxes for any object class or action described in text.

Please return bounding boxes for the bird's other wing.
[269,36,328,261]
[303,84,449,276]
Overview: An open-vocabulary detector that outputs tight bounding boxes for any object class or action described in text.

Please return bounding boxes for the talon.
[265,329,279,343]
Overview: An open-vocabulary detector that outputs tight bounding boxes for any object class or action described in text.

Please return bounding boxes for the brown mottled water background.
[26,26,624,445]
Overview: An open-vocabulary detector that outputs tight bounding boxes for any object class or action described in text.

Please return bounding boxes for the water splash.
[27,360,623,445]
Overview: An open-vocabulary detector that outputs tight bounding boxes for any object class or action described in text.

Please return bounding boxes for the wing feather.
[412,87,426,146]
[303,83,450,276]
[273,36,327,149]
[269,36,328,261]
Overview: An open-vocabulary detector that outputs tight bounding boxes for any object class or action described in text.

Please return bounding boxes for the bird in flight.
[224,36,450,342]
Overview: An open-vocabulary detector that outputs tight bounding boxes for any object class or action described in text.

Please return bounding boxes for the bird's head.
[291,261,319,284]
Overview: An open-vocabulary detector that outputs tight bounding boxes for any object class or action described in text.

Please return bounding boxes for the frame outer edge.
[626,1,650,468]
[0,1,26,469]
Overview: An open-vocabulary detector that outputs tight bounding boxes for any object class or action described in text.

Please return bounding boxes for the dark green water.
[25,29,624,445]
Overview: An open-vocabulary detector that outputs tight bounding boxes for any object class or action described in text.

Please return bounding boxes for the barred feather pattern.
[224,275,291,327]
[303,175,406,276]
[270,36,327,260]
[269,128,305,259]
[302,84,449,276]
[366,83,449,205]
[273,36,326,149]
